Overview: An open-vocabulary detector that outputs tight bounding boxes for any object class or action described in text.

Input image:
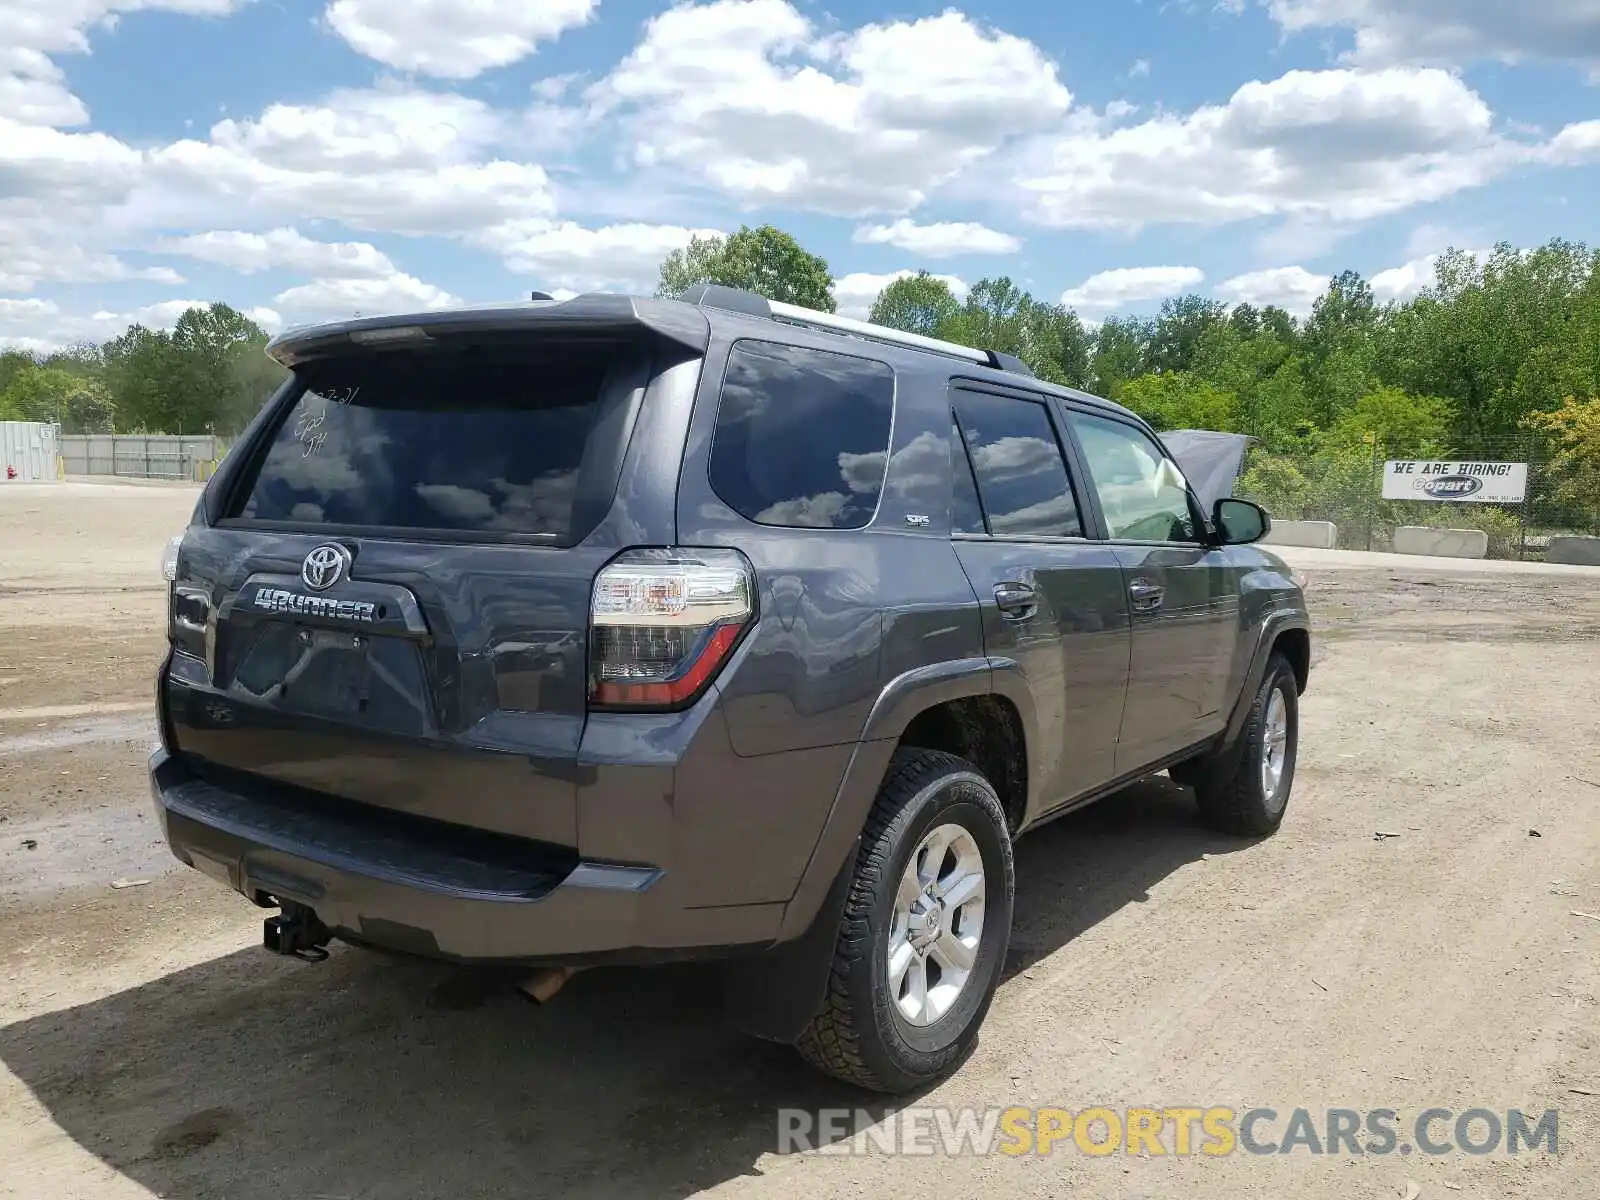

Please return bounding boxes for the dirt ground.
[3,481,1598,1200]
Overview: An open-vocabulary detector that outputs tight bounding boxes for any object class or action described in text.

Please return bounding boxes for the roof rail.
[678,283,1034,376]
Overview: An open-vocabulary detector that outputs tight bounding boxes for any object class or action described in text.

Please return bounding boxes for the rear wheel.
[1186,652,1299,836]
[794,749,1015,1093]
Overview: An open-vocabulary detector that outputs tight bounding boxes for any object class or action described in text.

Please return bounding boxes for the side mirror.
[1213,498,1270,545]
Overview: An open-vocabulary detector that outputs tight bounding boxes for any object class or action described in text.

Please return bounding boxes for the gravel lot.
[3,481,1598,1200]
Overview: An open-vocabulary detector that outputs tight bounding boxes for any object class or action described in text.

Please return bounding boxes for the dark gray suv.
[150,284,1310,1092]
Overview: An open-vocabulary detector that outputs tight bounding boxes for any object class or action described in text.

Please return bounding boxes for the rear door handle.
[1128,577,1165,613]
[993,582,1037,620]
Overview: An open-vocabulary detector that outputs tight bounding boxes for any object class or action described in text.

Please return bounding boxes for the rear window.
[233,345,638,542]
[707,339,895,530]
[952,389,1083,538]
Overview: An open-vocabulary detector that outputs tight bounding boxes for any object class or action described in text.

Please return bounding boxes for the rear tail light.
[161,531,209,657]
[588,547,755,710]
[161,533,185,582]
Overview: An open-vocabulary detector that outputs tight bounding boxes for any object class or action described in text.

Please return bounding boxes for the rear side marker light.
[588,548,755,710]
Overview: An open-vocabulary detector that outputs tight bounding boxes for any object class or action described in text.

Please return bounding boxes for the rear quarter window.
[707,340,895,530]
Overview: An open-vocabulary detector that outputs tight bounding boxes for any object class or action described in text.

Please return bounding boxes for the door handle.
[993,582,1037,620]
[1128,577,1165,613]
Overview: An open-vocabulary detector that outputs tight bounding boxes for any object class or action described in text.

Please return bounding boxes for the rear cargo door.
[164,336,669,846]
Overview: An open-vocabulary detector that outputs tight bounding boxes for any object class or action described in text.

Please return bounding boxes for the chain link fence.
[1232,438,1600,561]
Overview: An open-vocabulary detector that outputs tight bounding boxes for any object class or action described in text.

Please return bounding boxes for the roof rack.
[678,283,1034,377]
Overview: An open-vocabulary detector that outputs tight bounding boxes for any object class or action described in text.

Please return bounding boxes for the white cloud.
[0,46,88,127]
[203,87,503,172]
[1369,246,1506,303]
[0,116,144,207]
[131,299,221,327]
[591,0,1072,215]
[246,306,283,334]
[0,1,249,129]
[326,0,597,79]
[161,228,397,278]
[273,275,461,317]
[1262,0,1600,71]
[0,297,60,322]
[833,270,968,319]
[0,222,184,291]
[1009,67,1522,231]
[472,220,722,292]
[1061,266,1205,314]
[1129,58,1151,78]
[1214,265,1332,315]
[141,87,557,235]
[1367,255,1439,303]
[0,296,224,353]
[852,219,1022,257]
[1543,120,1600,165]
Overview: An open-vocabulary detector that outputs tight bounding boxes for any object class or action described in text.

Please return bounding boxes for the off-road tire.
[793,748,1015,1093]
[1188,652,1299,837]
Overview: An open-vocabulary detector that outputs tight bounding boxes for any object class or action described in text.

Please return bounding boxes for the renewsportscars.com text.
[777,1106,1560,1158]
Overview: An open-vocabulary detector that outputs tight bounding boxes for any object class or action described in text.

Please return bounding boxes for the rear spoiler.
[264,295,712,368]
[1159,429,1256,511]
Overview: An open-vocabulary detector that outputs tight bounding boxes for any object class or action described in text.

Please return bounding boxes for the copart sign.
[1381,460,1528,504]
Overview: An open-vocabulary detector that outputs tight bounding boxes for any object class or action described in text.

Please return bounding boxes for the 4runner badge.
[301,544,352,591]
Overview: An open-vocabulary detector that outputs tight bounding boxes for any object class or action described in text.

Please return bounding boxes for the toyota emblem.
[301,543,352,591]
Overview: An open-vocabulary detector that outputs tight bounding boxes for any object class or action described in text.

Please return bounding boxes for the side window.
[950,420,986,535]
[1069,411,1201,543]
[952,390,1083,538]
[708,340,895,529]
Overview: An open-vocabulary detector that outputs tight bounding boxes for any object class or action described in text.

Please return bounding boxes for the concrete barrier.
[1546,536,1600,566]
[1393,525,1488,559]
[1262,520,1338,549]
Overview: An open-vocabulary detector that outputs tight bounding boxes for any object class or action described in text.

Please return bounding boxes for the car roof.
[262,287,1144,425]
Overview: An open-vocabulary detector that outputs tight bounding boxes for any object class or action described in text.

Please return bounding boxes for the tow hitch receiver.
[263,902,332,961]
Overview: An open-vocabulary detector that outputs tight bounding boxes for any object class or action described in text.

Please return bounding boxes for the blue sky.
[2,0,1598,351]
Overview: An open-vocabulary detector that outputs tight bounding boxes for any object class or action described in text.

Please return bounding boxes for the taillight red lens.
[588,548,755,710]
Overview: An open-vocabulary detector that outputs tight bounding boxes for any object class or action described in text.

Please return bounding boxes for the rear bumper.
[149,750,777,965]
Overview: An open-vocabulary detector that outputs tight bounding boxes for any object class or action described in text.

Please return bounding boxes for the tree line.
[0,304,285,438]
[3,224,1596,532]
[658,225,1600,535]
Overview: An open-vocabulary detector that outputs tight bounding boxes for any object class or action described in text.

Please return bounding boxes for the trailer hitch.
[263,901,332,962]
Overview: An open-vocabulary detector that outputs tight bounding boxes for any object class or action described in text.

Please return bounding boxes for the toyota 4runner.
[151,284,1310,1093]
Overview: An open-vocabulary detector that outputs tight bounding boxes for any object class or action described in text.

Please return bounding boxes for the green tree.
[1191,318,1308,445]
[1259,305,1300,347]
[1378,241,1598,452]
[656,225,836,311]
[1089,316,1152,399]
[174,304,283,433]
[1,350,38,398]
[868,272,961,337]
[1117,371,1241,432]
[1525,395,1600,521]
[1147,294,1228,374]
[99,304,281,435]
[0,364,70,422]
[103,325,201,433]
[1026,302,1093,389]
[938,277,1091,386]
[1329,387,1454,456]
[1300,270,1379,426]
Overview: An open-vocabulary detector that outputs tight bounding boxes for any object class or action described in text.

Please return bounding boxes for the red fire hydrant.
[5,465,16,480]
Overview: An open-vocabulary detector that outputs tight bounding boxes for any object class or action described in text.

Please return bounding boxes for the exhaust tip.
[517,965,583,1005]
